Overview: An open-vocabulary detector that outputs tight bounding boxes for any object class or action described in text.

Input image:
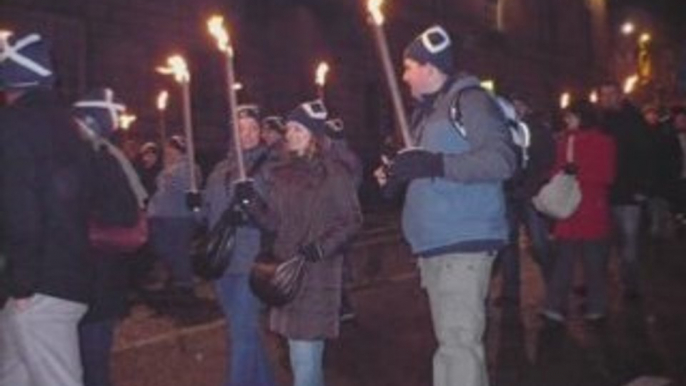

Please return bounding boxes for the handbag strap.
[566,135,575,163]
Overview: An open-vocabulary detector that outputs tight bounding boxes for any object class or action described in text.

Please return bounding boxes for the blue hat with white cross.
[286,100,328,135]
[73,88,127,138]
[0,31,55,90]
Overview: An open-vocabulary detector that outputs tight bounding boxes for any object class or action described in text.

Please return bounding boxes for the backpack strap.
[448,85,488,138]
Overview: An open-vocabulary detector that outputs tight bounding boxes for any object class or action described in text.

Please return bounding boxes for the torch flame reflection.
[207,15,233,56]
[367,0,385,25]
[157,55,190,84]
[315,62,330,87]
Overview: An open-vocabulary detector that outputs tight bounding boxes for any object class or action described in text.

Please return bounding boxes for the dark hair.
[565,99,600,129]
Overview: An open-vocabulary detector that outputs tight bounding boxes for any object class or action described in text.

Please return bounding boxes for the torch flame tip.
[207,15,231,54]
[157,55,190,83]
[367,0,385,25]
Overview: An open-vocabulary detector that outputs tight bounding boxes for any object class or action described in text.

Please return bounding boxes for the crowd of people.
[1,23,686,386]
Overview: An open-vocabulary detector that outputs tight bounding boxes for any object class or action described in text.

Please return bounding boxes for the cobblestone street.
[111,220,686,386]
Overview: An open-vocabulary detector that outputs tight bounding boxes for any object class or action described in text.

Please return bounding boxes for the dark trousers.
[79,320,116,386]
[149,217,196,288]
[497,200,553,301]
[545,239,610,316]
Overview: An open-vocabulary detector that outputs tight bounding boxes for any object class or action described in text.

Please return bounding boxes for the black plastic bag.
[249,252,307,307]
[191,208,240,280]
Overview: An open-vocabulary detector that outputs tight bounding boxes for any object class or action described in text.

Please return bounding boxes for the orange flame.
[315,62,330,87]
[207,15,233,56]
[119,112,137,131]
[156,90,169,111]
[623,74,639,94]
[367,0,385,25]
[559,92,571,109]
[157,55,190,84]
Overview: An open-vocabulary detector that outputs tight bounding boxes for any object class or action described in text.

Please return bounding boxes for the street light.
[621,22,635,36]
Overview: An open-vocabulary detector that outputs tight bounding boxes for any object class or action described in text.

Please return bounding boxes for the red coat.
[553,128,616,240]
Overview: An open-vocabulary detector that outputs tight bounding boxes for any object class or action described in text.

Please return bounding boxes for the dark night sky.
[611,0,686,38]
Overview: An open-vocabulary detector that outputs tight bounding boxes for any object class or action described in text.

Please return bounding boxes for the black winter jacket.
[601,102,653,205]
[1,89,95,303]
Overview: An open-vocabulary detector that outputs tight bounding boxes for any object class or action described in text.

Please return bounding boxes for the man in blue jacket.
[378,25,516,386]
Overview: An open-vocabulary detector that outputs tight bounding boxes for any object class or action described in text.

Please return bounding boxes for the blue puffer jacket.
[402,74,516,257]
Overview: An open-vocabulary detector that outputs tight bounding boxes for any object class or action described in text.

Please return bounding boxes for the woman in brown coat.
[239,100,362,386]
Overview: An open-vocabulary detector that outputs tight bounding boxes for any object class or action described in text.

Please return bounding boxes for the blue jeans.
[288,339,325,386]
[612,205,641,294]
[498,201,553,300]
[149,217,195,288]
[216,274,276,386]
[79,320,116,386]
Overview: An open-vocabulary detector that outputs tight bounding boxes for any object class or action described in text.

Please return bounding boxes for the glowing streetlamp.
[207,15,248,181]
[366,0,413,148]
[157,55,200,198]
[589,90,598,104]
[621,22,635,36]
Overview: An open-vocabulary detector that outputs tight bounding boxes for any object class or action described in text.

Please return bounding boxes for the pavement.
[111,218,686,386]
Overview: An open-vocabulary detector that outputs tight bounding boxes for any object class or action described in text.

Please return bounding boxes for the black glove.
[562,163,578,175]
[388,148,444,182]
[185,191,202,212]
[225,206,248,226]
[299,242,324,262]
[234,179,259,207]
[381,174,405,199]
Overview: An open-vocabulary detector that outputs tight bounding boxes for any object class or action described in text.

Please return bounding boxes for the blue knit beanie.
[286,100,328,135]
[403,25,454,75]
[236,104,260,121]
[0,32,55,90]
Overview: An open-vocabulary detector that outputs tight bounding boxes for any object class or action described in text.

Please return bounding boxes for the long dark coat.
[257,154,362,340]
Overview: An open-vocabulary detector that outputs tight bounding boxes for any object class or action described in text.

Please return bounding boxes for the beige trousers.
[419,252,495,386]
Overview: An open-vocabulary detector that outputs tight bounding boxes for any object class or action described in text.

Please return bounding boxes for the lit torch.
[315,61,330,101]
[623,74,639,94]
[208,15,247,181]
[0,30,13,53]
[156,90,169,154]
[560,92,571,109]
[367,0,413,148]
[119,112,137,131]
[157,55,200,199]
